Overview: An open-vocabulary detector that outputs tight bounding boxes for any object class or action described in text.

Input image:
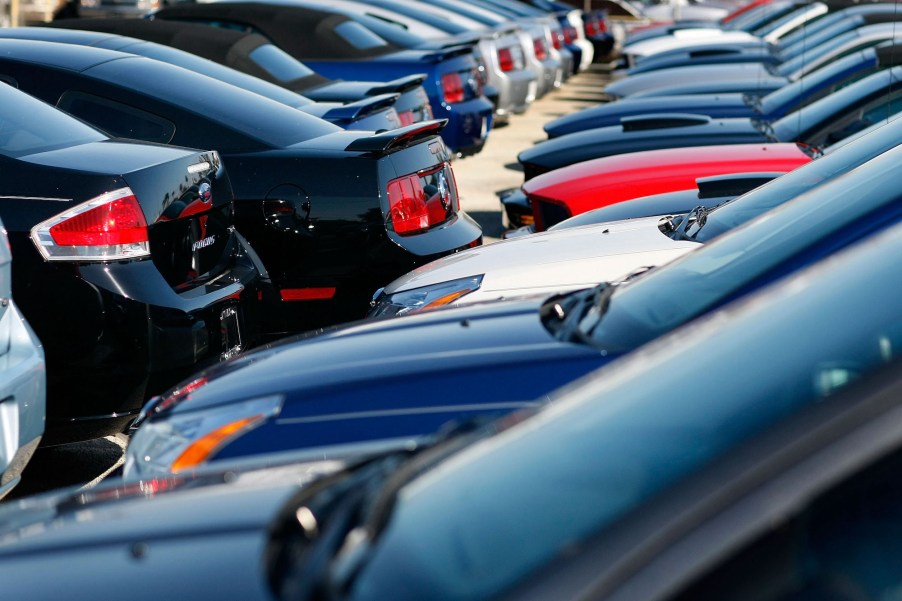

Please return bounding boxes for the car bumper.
[41,234,264,445]
[443,97,495,157]
[492,69,538,119]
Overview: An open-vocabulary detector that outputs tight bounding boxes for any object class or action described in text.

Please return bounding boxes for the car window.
[667,450,902,601]
[0,84,106,158]
[248,44,316,82]
[334,21,391,50]
[58,91,176,144]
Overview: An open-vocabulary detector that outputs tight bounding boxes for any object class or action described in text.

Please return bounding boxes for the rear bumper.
[442,96,495,156]
[493,69,538,118]
[0,301,45,498]
[40,234,265,444]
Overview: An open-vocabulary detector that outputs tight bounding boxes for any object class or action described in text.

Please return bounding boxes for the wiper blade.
[670,205,709,241]
[540,283,616,345]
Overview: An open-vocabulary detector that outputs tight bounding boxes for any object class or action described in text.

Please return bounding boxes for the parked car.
[518,64,902,179]
[49,17,435,127]
[545,40,901,137]
[151,2,495,156]
[371,112,902,314]
[121,128,902,478]
[625,3,902,74]
[0,25,405,132]
[0,215,45,499]
[358,0,541,122]
[0,79,265,444]
[4,176,902,601]
[606,21,902,98]
[0,39,482,338]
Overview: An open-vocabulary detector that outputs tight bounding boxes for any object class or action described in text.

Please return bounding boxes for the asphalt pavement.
[4,62,614,502]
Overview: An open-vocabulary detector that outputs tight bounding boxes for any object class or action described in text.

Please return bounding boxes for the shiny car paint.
[522,143,811,229]
[0,39,481,339]
[47,18,435,128]
[519,64,902,179]
[5,130,902,601]
[0,25,404,132]
[545,42,899,137]
[0,82,265,444]
[0,215,44,499]
[151,2,495,156]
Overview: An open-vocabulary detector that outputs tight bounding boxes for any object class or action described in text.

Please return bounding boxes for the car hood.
[623,29,759,57]
[168,295,600,414]
[545,93,751,137]
[606,62,773,98]
[0,458,344,596]
[383,217,699,299]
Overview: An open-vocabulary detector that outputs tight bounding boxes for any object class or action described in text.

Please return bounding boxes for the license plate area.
[220,305,243,360]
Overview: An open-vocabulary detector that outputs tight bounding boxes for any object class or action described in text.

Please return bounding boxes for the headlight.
[368,275,484,318]
[124,395,284,480]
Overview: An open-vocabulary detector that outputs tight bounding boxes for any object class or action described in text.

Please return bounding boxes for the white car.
[0,216,45,500]
[369,215,700,316]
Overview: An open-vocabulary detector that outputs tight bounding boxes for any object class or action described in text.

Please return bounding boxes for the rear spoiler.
[320,93,400,125]
[620,113,711,131]
[696,172,783,199]
[344,119,448,153]
[420,44,476,64]
[367,73,427,95]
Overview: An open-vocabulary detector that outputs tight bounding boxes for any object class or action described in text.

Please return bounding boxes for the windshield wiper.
[540,283,616,345]
[670,205,709,241]
[751,118,779,142]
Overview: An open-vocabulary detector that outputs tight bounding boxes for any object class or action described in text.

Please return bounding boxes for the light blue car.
[0,216,45,500]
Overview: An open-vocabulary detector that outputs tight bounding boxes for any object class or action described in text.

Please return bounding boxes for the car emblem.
[198,182,213,204]
[437,171,452,211]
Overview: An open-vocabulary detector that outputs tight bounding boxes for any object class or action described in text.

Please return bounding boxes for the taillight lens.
[387,163,458,236]
[534,38,548,60]
[398,110,416,126]
[498,47,515,72]
[564,26,578,44]
[551,31,563,50]
[31,187,151,261]
[441,72,464,104]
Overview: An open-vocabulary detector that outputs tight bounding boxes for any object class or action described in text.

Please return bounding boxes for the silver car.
[0,216,45,500]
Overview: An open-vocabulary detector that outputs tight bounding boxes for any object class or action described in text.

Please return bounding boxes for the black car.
[0,39,482,336]
[3,199,902,601]
[47,18,436,128]
[0,26,404,133]
[0,83,265,444]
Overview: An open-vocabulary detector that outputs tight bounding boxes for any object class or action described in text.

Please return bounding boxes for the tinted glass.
[60,91,176,144]
[334,21,391,50]
[349,194,902,601]
[776,30,859,77]
[589,145,902,352]
[696,113,902,242]
[89,56,339,148]
[0,84,105,158]
[248,44,316,82]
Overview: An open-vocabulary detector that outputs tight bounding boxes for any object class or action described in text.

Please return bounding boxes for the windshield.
[0,84,105,157]
[777,30,861,78]
[345,191,902,601]
[770,66,902,143]
[758,49,876,116]
[778,16,860,60]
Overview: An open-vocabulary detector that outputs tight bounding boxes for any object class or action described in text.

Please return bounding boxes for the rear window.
[0,83,106,158]
[248,44,317,82]
[334,21,390,50]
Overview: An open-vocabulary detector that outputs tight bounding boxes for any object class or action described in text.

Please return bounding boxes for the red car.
[522,143,812,231]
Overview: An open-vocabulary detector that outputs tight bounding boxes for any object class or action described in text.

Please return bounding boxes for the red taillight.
[441,72,464,104]
[31,187,151,261]
[498,47,515,72]
[551,32,562,50]
[534,38,548,60]
[387,163,457,236]
[564,26,578,44]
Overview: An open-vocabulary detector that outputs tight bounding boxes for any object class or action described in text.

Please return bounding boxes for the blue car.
[152,1,495,156]
[6,215,902,600]
[607,22,902,98]
[519,64,902,178]
[545,41,900,137]
[124,115,902,478]
[625,3,902,74]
